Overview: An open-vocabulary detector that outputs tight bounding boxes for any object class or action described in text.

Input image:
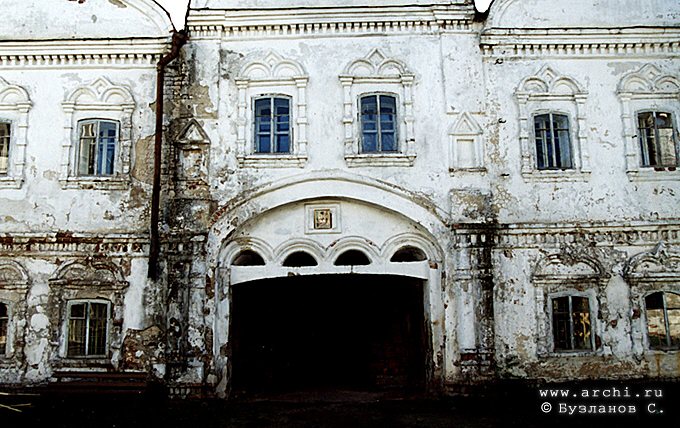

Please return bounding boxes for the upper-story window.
[645,291,680,350]
[77,119,119,176]
[637,111,677,168]
[235,52,309,168]
[61,77,135,189]
[340,49,416,167]
[67,300,110,358]
[533,113,573,170]
[360,94,397,153]
[0,77,32,189]
[254,96,291,154]
[617,64,680,181]
[0,302,8,355]
[0,123,9,175]
[515,66,590,181]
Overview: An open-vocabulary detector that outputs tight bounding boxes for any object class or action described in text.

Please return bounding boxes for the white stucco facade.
[0,0,679,397]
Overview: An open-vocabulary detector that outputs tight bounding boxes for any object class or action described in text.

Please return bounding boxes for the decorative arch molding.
[533,253,604,282]
[342,48,411,78]
[273,239,326,266]
[624,242,680,282]
[0,260,30,290]
[515,65,590,180]
[238,51,307,82]
[381,232,443,264]
[220,237,275,267]
[60,77,136,189]
[617,64,680,180]
[0,77,32,189]
[51,258,127,287]
[325,236,381,263]
[209,171,448,264]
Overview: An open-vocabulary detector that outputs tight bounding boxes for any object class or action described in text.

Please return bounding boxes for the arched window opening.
[334,250,371,266]
[645,291,680,350]
[232,250,266,266]
[282,251,318,267]
[390,246,427,262]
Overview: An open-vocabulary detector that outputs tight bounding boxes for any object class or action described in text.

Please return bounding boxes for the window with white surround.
[515,66,589,181]
[61,77,135,189]
[66,300,110,358]
[636,111,677,168]
[235,52,308,168]
[618,64,680,181]
[340,49,416,167]
[76,119,119,176]
[0,77,32,189]
[533,253,605,356]
[0,260,30,360]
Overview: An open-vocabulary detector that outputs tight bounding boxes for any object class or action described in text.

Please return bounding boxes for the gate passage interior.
[230,274,427,394]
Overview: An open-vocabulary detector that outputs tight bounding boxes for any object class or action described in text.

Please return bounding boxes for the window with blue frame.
[254,96,291,154]
[360,94,397,153]
[533,113,573,170]
[77,119,118,176]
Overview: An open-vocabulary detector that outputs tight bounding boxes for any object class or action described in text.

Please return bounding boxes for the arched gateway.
[207,172,449,396]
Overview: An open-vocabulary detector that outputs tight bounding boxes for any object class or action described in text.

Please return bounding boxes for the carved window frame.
[49,259,129,366]
[340,49,416,167]
[0,78,32,189]
[533,254,606,357]
[235,52,309,168]
[515,66,590,182]
[60,77,135,190]
[0,260,30,365]
[617,64,680,182]
[625,244,680,355]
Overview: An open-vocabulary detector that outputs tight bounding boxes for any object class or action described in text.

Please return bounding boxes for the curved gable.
[0,0,173,40]
[488,0,680,29]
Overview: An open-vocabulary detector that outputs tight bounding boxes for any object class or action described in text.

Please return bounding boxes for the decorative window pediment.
[340,49,416,167]
[617,64,680,181]
[0,260,30,291]
[625,242,680,282]
[235,51,309,168]
[51,259,127,288]
[515,66,590,181]
[175,119,211,196]
[0,77,32,189]
[60,77,135,189]
[449,112,485,173]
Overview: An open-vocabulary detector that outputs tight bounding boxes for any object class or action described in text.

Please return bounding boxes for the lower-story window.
[67,300,109,358]
[645,291,680,350]
[0,302,8,355]
[552,295,592,351]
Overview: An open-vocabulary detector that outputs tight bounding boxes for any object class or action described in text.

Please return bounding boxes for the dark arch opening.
[282,251,318,267]
[390,246,427,262]
[232,250,266,266]
[334,249,371,266]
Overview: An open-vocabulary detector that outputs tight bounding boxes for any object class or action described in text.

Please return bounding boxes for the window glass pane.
[68,317,86,357]
[381,132,396,151]
[255,98,271,117]
[534,115,549,169]
[0,123,9,174]
[274,97,290,116]
[0,302,7,355]
[70,303,86,318]
[362,121,377,132]
[98,121,117,175]
[275,134,290,153]
[362,133,377,153]
[256,135,271,153]
[552,297,570,350]
[88,303,108,356]
[571,296,591,350]
[79,123,97,175]
[638,112,658,167]
[361,96,377,115]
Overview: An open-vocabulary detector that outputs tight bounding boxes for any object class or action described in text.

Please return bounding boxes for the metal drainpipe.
[148,30,189,280]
